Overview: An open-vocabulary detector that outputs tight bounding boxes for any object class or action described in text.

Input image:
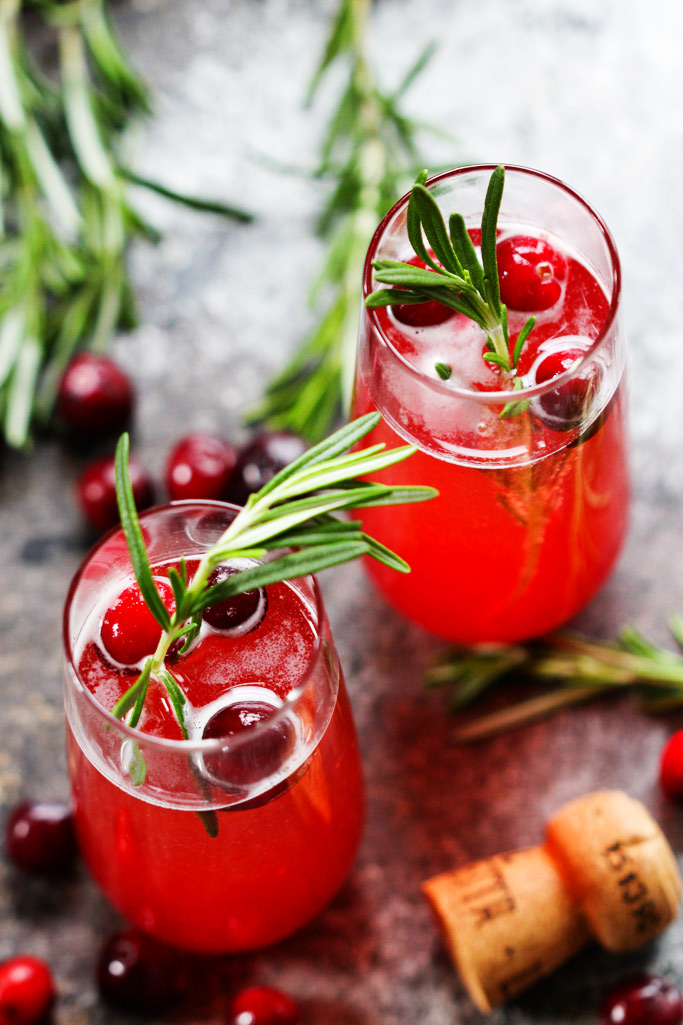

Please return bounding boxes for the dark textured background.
[2,1,683,1022]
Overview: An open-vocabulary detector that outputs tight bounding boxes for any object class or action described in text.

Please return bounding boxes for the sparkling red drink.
[353,165,629,643]
[63,503,364,953]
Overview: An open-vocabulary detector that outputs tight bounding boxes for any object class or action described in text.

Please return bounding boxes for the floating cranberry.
[227,433,308,506]
[202,701,294,787]
[5,800,77,875]
[599,974,683,1025]
[392,300,455,328]
[97,929,190,1014]
[203,565,267,633]
[57,353,134,435]
[165,433,238,502]
[535,347,599,430]
[0,956,54,1025]
[660,731,683,801]
[100,580,174,666]
[387,253,455,328]
[227,985,301,1025]
[77,454,154,532]
[497,235,567,312]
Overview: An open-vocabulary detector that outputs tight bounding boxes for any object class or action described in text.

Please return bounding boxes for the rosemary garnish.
[427,619,683,743]
[113,413,436,743]
[0,0,250,448]
[365,165,536,411]
[248,0,446,441]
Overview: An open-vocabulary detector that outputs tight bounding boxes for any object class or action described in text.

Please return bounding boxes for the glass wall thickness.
[352,165,629,643]
[63,502,364,953]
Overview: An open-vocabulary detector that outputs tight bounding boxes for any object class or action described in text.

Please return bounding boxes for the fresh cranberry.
[202,701,294,787]
[165,433,238,502]
[660,731,683,800]
[599,974,683,1025]
[57,353,133,435]
[392,300,454,328]
[226,433,308,506]
[388,253,455,328]
[534,347,599,430]
[100,581,174,665]
[0,956,54,1025]
[497,235,567,312]
[203,565,267,632]
[5,800,77,875]
[77,454,154,532]
[97,929,190,1013]
[227,986,301,1025]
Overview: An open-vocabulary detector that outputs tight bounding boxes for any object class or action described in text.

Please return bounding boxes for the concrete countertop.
[2,1,683,1022]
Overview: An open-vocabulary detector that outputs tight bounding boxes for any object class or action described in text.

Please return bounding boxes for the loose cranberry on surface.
[57,353,134,435]
[5,800,77,875]
[660,731,683,801]
[166,433,238,502]
[97,929,190,1014]
[227,433,308,506]
[100,581,174,666]
[227,985,301,1025]
[534,347,599,430]
[77,454,154,532]
[0,956,54,1025]
[497,235,567,312]
[599,974,683,1025]
[202,701,294,787]
[203,565,267,633]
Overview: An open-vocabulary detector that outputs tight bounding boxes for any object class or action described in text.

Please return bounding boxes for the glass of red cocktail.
[353,164,628,643]
[63,501,364,953]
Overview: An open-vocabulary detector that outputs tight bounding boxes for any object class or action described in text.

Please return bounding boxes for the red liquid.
[353,236,629,642]
[67,575,364,952]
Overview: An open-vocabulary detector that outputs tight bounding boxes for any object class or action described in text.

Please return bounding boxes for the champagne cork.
[422,791,682,1013]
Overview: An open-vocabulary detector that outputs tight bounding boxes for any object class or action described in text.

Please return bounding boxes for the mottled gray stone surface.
[2,0,683,1022]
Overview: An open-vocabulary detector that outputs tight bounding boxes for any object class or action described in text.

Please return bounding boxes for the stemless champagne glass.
[352,164,628,643]
[63,501,364,952]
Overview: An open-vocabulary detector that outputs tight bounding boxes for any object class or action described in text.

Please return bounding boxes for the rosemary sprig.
[0,0,251,448]
[248,0,447,442]
[427,621,683,743]
[113,413,437,737]
[366,165,536,409]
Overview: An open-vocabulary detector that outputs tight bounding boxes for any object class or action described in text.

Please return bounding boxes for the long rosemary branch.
[248,0,446,441]
[0,0,251,448]
[113,413,437,734]
[427,622,683,743]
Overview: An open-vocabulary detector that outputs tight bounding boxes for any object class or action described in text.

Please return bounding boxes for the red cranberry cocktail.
[353,165,629,643]
[63,502,364,953]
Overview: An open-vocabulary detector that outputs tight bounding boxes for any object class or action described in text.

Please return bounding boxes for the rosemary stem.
[485,320,510,369]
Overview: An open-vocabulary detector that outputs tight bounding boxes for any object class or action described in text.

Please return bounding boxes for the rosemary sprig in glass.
[0,0,250,448]
[113,412,437,744]
[248,0,447,441]
[427,619,683,743]
[366,165,536,416]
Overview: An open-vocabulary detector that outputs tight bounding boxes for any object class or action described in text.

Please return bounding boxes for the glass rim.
[362,162,622,404]
[62,499,328,754]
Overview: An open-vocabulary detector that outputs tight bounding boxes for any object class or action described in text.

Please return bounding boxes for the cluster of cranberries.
[56,352,307,533]
[0,939,300,1024]
[96,928,302,1023]
[389,235,598,431]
